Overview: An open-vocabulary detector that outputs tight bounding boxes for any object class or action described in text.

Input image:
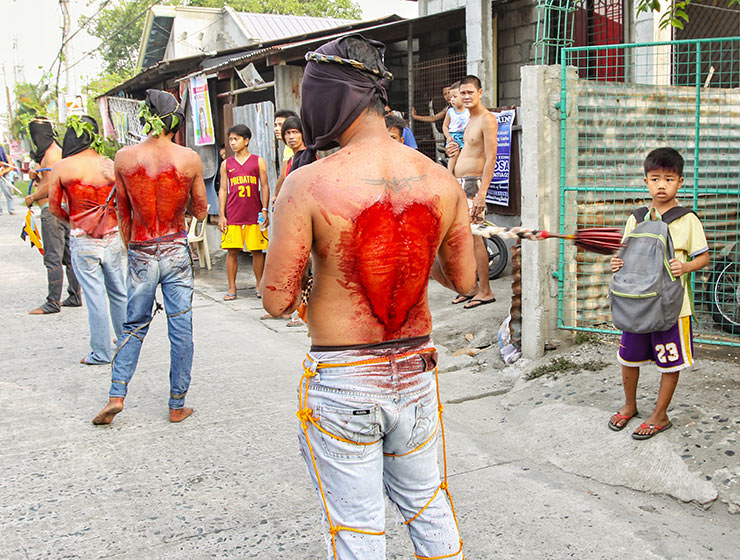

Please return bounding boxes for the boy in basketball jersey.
[218,125,270,300]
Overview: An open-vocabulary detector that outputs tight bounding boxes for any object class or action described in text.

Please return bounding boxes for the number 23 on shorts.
[655,342,679,364]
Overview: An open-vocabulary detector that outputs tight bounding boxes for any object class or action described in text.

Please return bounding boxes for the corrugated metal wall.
[232,101,278,193]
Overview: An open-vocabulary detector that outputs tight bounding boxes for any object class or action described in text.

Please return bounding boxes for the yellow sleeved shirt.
[623,210,709,317]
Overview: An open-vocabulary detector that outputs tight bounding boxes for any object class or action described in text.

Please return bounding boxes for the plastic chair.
[187,206,211,270]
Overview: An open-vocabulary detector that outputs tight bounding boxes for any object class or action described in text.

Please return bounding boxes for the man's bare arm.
[433,190,476,294]
[475,113,499,209]
[114,156,132,246]
[47,165,68,222]
[261,175,312,317]
[273,160,288,202]
[411,107,446,123]
[217,160,228,232]
[188,153,208,220]
[25,170,50,207]
[258,157,270,227]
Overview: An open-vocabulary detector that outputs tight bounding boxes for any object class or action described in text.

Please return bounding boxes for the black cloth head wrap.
[62,115,99,158]
[141,89,185,133]
[29,118,58,164]
[292,34,392,173]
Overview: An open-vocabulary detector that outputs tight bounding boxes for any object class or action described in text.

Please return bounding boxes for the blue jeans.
[70,233,127,364]
[109,240,194,409]
[298,339,463,560]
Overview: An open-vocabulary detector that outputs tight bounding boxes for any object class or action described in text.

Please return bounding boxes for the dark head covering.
[141,89,185,134]
[292,34,392,172]
[62,115,99,158]
[29,117,59,163]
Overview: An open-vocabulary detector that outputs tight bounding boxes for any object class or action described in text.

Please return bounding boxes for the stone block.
[502,45,522,65]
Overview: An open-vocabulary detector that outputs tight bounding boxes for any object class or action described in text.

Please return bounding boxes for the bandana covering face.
[29,118,58,164]
[141,89,185,133]
[62,115,99,158]
[292,34,391,172]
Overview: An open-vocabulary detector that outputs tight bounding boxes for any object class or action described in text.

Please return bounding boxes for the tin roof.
[237,12,359,42]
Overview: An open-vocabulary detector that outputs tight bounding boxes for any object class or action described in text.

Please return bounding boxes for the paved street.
[1,209,738,559]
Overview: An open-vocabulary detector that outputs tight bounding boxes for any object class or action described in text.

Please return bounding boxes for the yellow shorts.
[221,224,268,251]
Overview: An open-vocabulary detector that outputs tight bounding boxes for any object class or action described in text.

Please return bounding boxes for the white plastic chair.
[187,205,211,270]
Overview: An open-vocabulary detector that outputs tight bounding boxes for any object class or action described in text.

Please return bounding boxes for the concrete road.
[1,211,738,559]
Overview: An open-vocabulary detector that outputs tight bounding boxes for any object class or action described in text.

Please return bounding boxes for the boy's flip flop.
[452,294,473,305]
[463,297,496,309]
[631,421,672,440]
[608,410,638,431]
[223,293,237,301]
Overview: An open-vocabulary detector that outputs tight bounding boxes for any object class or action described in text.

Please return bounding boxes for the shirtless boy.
[48,115,126,365]
[262,35,474,559]
[446,75,498,309]
[25,117,82,314]
[92,89,207,425]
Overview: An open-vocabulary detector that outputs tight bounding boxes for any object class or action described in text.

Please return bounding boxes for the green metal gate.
[559,37,740,346]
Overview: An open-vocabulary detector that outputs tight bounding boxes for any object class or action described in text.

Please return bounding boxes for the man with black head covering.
[25,117,82,315]
[92,89,207,425]
[47,115,126,365]
[262,35,474,559]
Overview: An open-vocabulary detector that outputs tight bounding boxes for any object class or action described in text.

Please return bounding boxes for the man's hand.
[669,258,686,277]
[218,215,228,233]
[262,210,270,229]
[470,192,486,223]
[445,140,460,158]
[411,107,419,118]
[610,256,623,273]
[24,194,34,208]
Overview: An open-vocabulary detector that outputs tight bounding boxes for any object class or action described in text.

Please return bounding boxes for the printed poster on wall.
[189,75,215,146]
[486,109,516,206]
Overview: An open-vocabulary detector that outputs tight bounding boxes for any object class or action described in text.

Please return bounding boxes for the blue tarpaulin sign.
[486,109,516,206]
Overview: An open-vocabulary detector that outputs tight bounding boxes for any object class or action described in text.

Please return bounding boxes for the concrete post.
[465,0,495,106]
[519,65,575,359]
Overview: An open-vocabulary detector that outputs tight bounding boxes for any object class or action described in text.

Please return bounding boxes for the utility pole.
[58,0,71,121]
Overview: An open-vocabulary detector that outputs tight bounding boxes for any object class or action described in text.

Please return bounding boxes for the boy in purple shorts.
[608,148,709,439]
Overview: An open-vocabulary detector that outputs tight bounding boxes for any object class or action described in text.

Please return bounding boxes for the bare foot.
[92,398,124,425]
[169,407,194,423]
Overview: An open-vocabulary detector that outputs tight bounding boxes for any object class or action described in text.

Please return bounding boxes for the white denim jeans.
[298,338,463,560]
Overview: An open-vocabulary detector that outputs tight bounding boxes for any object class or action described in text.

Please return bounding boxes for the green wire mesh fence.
[559,37,740,346]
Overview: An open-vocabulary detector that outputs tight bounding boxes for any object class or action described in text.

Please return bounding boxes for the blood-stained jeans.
[298,338,463,560]
[109,239,194,409]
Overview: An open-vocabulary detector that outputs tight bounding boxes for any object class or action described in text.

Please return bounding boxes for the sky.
[0,0,419,121]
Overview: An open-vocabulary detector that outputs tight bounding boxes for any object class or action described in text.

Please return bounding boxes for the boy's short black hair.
[460,75,482,90]
[644,147,684,176]
[384,113,405,134]
[449,81,461,90]
[275,109,298,120]
[281,116,304,142]
[228,124,251,140]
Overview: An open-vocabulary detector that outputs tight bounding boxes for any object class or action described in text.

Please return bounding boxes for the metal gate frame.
[558,37,740,347]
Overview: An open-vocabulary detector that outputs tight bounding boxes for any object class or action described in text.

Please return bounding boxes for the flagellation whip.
[471,221,623,256]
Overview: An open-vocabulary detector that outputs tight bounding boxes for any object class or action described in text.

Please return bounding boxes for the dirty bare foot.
[169,407,194,423]
[92,397,124,425]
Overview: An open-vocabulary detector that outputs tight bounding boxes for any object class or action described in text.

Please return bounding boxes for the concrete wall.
[519,64,575,359]
[496,0,537,107]
[418,0,466,17]
[164,8,244,61]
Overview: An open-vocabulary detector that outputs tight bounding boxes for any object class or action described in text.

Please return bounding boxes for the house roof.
[137,6,360,71]
[236,12,360,43]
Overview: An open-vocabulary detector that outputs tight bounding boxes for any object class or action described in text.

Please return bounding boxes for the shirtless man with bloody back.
[262,35,474,559]
[446,75,499,309]
[48,115,126,366]
[93,89,208,425]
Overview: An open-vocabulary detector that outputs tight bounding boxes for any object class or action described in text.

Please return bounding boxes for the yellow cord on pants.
[297,350,464,559]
